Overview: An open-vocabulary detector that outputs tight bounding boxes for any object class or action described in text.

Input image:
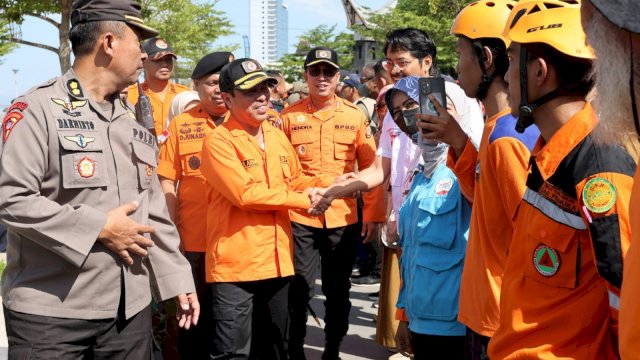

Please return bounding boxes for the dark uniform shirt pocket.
[524,212,580,289]
[333,131,356,160]
[58,130,109,189]
[132,140,157,190]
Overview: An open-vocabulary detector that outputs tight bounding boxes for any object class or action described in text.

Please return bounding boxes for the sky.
[0,0,390,107]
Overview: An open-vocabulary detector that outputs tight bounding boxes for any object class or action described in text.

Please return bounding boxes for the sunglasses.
[307,67,338,78]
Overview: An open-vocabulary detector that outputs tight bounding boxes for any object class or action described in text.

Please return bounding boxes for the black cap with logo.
[191,52,236,80]
[142,38,176,60]
[71,0,159,39]
[304,46,340,69]
[590,0,640,33]
[219,58,279,93]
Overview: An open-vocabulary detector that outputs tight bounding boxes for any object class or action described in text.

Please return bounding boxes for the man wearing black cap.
[127,37,191,138]
[0,0,198,358]
[581,1,640,357]
[199,58,327,359]
[157,51,233,359]
[280,47,385,360]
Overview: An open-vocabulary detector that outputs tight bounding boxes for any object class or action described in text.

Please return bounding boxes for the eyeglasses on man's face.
[382,57,418,72]
[307,66,338,78]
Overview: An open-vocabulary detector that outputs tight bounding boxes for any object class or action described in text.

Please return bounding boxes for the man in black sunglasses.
[280,47,386,360]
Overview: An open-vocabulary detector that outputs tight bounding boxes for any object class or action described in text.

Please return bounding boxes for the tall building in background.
[249,0,288,65]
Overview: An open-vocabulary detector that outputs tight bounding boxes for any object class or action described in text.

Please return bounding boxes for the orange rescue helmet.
[503,0,595,59]
[450,0,516,47]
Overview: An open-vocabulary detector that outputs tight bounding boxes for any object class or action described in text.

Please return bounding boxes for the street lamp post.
[12,69,19,99]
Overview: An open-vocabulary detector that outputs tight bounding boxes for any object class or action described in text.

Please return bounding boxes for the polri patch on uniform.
[67,79,84,98]
[6,101,28,113]
[435,178,453,195]
[64,134,96,148]
[582,177,617,214]
[188,155,200,170]
[77,156,96,178]
[533,244,561,277]
[3,111,23,142]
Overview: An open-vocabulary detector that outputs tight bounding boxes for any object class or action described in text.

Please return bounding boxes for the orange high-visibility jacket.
[157,104,223,252]
[450,108,539,337]
[280,96,386,228]
[489,103,634,359]
[127,81,191,136]
[200,117,325,283]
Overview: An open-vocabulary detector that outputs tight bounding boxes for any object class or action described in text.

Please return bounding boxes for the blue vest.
[397,163,471,336]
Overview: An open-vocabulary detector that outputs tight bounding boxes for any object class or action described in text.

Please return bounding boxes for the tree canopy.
[272,24,354,83]
[0,0,234,76]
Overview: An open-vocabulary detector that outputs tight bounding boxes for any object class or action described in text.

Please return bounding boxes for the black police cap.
[219,58,279,93]
[304,46,339,69]
[71,0,159,40]
[590,0,640,34]
[142,37,176,60]
[191,52,235,80]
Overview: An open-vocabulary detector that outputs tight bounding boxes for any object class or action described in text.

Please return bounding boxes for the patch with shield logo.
[533,244,561,277]
[77,156,96,178]
[188,155,201,170]
[241,60,260,73]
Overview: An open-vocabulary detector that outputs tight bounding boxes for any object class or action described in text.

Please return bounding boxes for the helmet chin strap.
[516,46,560,133]
[473,41,494,101]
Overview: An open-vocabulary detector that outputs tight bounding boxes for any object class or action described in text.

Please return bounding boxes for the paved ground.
[0,257,391,360]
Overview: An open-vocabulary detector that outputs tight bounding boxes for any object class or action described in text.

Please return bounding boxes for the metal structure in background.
[340,0,397,73]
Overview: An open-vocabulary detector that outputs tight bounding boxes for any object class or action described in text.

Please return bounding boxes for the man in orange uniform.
[488,1,635,358]
[416,2,539,358]
[580,1,640,358]
[280,47,385,360]
[200,58,329,359]
[127,37,190,137]
[157,51,233,359]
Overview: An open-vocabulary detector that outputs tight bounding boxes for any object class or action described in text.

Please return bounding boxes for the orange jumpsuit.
[157,103,224,252]
[489,103,635,359]
[451,108,540,337]
[619,165,640,359]
[200,117,324,283]
[280,96,386,227]
[127,81,191,136]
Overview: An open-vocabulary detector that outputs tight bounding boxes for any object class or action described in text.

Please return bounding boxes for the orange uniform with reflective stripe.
[450,108,539,337]
[127,81,191,136]
[280,96,386,228]
[200,117,324,283]
[489,103,634,359]
[157,104,224,252]
[620,166,640,359]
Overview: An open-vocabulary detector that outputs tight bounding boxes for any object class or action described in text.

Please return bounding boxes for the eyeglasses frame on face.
[382,57,419,72]
[306,66,339,78]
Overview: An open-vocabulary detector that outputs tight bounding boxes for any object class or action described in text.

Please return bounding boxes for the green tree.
[0,0,234,75]
[271,24,354,82]
[0,20,17,64]
[139,0,236,81]
[354,0,466,75]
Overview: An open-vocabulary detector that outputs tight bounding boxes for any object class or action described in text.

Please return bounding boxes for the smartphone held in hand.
[418,77,447,119]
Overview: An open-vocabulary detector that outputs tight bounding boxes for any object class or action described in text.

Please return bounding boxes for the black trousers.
[411,331,465,360]
[178,251,213,360]
[209,276,291,360]
[289,222,359,351]
[4,305,152,360]
[465,327,490,360]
